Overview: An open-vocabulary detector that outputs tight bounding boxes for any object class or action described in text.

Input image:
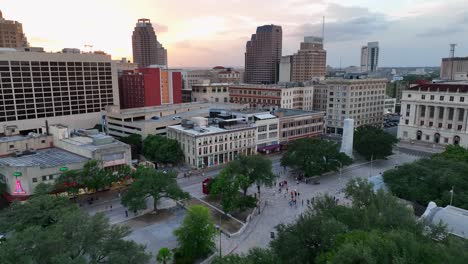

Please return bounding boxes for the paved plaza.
[80,150,421,260]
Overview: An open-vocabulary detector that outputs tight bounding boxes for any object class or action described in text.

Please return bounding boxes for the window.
[42,176,47,181]
[420,121,424,126]
[438,123,443,128]
[461,97,465,102]
[403,131,408,137]
[429,122,433,127]
[440,96,444,101]
[426,135,430,140]
[430,95,434,100]
[41,139,46,143]
[269,124,278,130]
[49,175,54,180]
[448,124,452,129]
[408,94,412,98]
[9,144,14,149]
[444,138,449,143]
[450,96,454,102]
[258,125,267,132]
[458,125,463,131]
[32,177,37,183]
[405,120,409,125]
[421,95,425,100]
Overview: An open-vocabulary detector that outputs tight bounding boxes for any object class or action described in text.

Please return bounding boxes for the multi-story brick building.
[291,36,326,82]
[245,25,282,84]
[118,66,182,109]
[274,108,324,145]
[0,10,28,48]
[398,82,468,147]
[228,84,314,110]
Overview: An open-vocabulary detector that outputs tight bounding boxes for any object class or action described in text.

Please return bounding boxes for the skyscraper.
[360,41,379,73]
[291,36,327,82]
[132,19,167,68]
[0,10,29,48]
[245,25,282,84]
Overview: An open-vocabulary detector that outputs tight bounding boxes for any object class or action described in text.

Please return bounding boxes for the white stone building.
[398,82,468,146]
[167,117,256,169]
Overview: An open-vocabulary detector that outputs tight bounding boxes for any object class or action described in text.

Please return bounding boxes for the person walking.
[125,210,128,217]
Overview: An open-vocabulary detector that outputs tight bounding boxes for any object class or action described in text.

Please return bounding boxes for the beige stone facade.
[398,83,468,147]
[191,83,229,103]
[323,77,386,134]
[0,10,28,48]
[167,119,256,169]
[440,57,468,80]
[291,36,326,82]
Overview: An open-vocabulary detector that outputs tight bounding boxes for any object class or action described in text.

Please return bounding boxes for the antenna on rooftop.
[449,44,456,58]
[322,16,325,43]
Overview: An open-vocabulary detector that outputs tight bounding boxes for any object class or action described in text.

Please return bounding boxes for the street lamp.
[450,186,454,206]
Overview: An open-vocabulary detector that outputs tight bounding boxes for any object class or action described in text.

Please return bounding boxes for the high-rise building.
[0,10,29,48]
[118,66,182,109]
[440,57,468,80]
[245,25,282,84]
[0,49,119,135]
[360,41,379,73]
[320,74,387,134]
[291,36,326,82]
[132,19,167,68]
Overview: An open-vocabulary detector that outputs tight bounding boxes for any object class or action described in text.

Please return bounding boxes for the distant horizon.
[2,0,468,68]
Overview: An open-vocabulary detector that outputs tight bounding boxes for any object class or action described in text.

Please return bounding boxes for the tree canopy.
[354,125,398,160]
[174,205,216,263]
[121,166,189,212]
[0,194,150,264]
[384,157,468,209]
[281,138,352,178]
[209,155,273,213]
[120,134,143,160]
[213,179,468,264]
[143,135,184,165]
[54,160,131,194]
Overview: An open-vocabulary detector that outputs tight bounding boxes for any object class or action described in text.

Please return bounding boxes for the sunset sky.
[2,0,468,68]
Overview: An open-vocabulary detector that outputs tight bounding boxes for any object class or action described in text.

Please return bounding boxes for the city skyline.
[2,0,468,68]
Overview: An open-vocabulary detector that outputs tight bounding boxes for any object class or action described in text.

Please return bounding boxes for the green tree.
[209,170,242,213]
[156,247,172,264]
[212,248,279,264]
[432,144,468,163]
[215,179,468,264]
[0,195,151,264]
[281,138,352,178]
[383,158,468,209]
[120,134,143,159]
[143,135,184,165]
[121,166,189,212]
[354,125,398,160]
[224,155,275,196]
[174,205,216,262]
